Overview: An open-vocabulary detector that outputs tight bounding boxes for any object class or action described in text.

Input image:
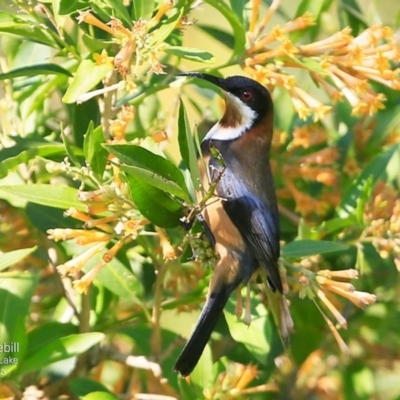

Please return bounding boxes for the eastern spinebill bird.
[174,72,285,377]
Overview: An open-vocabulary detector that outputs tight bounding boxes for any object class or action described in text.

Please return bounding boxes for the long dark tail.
[174,286,232,376]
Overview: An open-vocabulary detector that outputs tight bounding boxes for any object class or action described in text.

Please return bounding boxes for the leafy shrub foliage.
[0,0,399,399]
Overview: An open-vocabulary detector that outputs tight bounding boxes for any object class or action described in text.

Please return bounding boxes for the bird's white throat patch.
[204,92,256,141]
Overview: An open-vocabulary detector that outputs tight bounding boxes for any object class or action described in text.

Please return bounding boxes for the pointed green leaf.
[198,25,235,50]
[82,392,119,400]
[105,144,191,202]
[132,0,155,20]
[313,215,358,236]
[69,377,111,398]
[150,8,184,46]
[229,0,245,24]
[0,184,85,211]
[0,247,38,272]
[178,376,199,400]
[126,175,183,228]
[59,0,89,15]
[225,298,273,364]
[18,332,105,374]
[120,164,189,201]
[0,21,57,47]
[0,143,76,179]
[178,99,201,190]
[338,143,400,218]
[62,60,112,104]
[105,0,132,27]
[0,272,39,374]
[0,64,71,80]
[292,0,335,41]
[203,0,246,58]
[83,123,108,178]
[26,322,78,359]
[281,240,349,258]
[292,57,327,75]
[190,344,214,392]
[61,125,82,166]
[62,241,144,301]
[164,46,216,63]
[91,255,144,301]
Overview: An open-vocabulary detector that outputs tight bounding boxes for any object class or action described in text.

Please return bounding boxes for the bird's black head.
[219,75,273,124]
[179,72,273,141]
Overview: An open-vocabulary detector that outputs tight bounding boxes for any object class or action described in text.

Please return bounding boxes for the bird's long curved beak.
[178,72,226,90]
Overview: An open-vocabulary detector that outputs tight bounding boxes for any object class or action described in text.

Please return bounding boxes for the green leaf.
[292,57,327,75]
[150,8,184,46]
[26,204,72,233]
[178,99,201,191]
[26,322,78,359]
[105,0,132,27]
[0,20,57,47]
[229,0,245,24]
[355,176,374,224]
[0,63,72,80]
[93,256,144,300]
[105,144,191,202]
[281,240,349,258]
[90,3,114,23]
[132,94,160,133]
[178,377,200,400]
[292,0,335,41]
[203,0,246,58]
[313,215,358,236]
[61,125,82,166]
[69,378,112,398]
[82,392,119,400]
[339,0,368,35]
[0,247,37,272]
[190,344,214,393]
[83,123,108,178]
[0,143,75,179]
[126,175,183,228]
[0,272,39,375]
[63,241,144,300]
[133,0,155,20]
[164,46,216,63]
[295,0,329,19]
[62,59,113,104]
[59,0,88,15]
[18,332,105,374]
[120,164,189,201]
[198,25,235,50]
[224,298,272,364]
[71,98,100,148]
[338,143,400,218]
[0,184,86,211]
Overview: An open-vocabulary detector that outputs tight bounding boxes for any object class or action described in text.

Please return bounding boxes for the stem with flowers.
[0,0,399,399]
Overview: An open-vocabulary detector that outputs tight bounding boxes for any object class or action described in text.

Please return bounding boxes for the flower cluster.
[275,350,341,399]
[164,261,206,312]
[272,125,340,219]
[78,1,177,84]
[109,105,135,142]
[363,181,400,270]
[202,363,278,399]
[163,230,220,312]
[244,0,400,121]
[47,178,149,294]
[296,261,376,354]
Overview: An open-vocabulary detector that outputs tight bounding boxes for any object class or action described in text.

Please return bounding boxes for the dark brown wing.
[210,157,282,292]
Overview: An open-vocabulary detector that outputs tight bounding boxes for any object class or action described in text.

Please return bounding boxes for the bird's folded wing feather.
[210,161,282,292]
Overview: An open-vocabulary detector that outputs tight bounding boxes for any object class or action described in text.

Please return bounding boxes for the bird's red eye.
[241,90,253,101]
